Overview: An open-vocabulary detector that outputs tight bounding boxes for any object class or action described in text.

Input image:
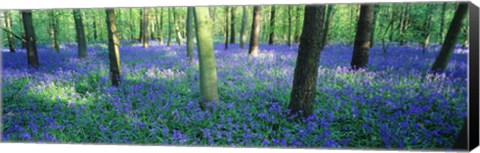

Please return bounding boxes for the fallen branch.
[1,27,26,43]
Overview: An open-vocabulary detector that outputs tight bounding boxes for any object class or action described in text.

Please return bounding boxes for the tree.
[268,6,276,45]
[173,8,183,46]
[105,9,121,86]
[421,4,433,54]
[224,7,229,50]
[186,7,195,63]
[194,7,220,108]
[230,7,236,44]
[157,8,164,45]
[240,6,249,49]
[167,8,173,47]
[287,6,292,47]
[369,4,378,47]
[293,6,302,43]
[142,8,149,48]
[73,9,88,58]
[288,5,325,119]
[430,3,468,73]
[4,11,16,53]
[321,5,334,50]
[22,10,39,68]
[248,6,262,56]
[48,11,60,53]
[350,4,374,70]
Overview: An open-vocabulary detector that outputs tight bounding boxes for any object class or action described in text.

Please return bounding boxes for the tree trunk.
[158,8,164,45]
[321,5,334,50]
[4,11,16,53]
[288,5,325,119]
[430,3,468,73]
[139,9,144,43]
[439,2,447,43]
[210,7,216,37]
[106,9,121,87]
[268,6,276,45]
[351,4,374,70]
[93,20,98,41]
[240,6,249,49]
[462,25,469,49]
[421,4,433,54]
[142,8,149,48]
[294,6,302,43]
[73,9,88,58]
[370,4,378,47]
[150,11,156,41]
[167,8,173,47]
[48,11,60,53]
[248,6,262,56]
[129,9,135,43]
[287,6,292,47]
[230,7,236,44]
[194,7,220,108]
[21,10,39,68]
[173,8,183,46]
[224,7,229,50]
[186,7,195,63]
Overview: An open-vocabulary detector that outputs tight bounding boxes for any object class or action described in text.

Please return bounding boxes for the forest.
[1,2,470,150]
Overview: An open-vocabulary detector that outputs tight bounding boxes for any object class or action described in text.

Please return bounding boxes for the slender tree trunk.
[370,4,378,47]
[462,26,469,49]
[73,9,88,58]
[150,12,156,40]
[106,9,121,86]
[421,4,433,54]
[268,6,276,45]
[439,2,447,43]
[351,4,374,70]
[139,9,144,43]
[142,8,149,48]
[287,6,292,47]
[173,8,183,46]
[93,20,98,41]
[224,7,229,50]
[430,3,468,73]
[158,8,164,45]
[186,7,195,63]
[230,7,236,44]
[294,6,302,43]
[321,5,334,50]
[210,7,216,37]
[21,10,39,68]
[240,6,249,49]
[288,5,325,119]
[48,11,60,53]
[129,9,135,43]
[194,7,220,108]
[4,11,16,53]
[167,8,173,47]
[248,6,262,56]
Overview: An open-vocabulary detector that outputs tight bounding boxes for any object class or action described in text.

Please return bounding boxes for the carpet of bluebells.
[1,41,468,150]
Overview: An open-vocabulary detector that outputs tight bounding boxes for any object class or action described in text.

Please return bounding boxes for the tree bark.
[73,9,88,58]
[186,7,195,63]
[106,9,121,86]
[439,2,447,43]
[4,11,16,53]
[240,6,249,49]
[230,7,236,44]
[167,8,173,47]
[351,4,374,70]
[194,7,220,108]
[129,9,135,43]
[224,7,229,50]
[248,6,262,56]
[158,8,164,45]
[294,6,302,43]
[321,5,334,50]
[287,6,292,47]
[430,3,468,73]
[48,11,60,53]
[288,5,325,119]
[21,10,39,68]
[268,6,276,45]
[142,8,149,48]
[370,4,378,47]
[173,8,183,46]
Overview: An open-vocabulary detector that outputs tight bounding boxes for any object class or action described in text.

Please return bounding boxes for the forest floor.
[1,42,468,150]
